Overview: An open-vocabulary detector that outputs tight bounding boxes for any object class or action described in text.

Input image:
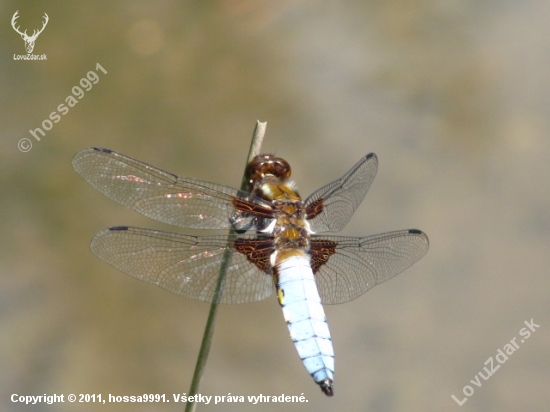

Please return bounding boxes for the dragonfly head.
[246,154,291,187]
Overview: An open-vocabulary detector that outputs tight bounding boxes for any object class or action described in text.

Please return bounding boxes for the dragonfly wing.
[304,153,378,233]
[90,226,275,304]
[310,229,429,304]
[72,147,273,230]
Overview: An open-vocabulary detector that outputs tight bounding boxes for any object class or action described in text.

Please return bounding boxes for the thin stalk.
[185,121,266,412]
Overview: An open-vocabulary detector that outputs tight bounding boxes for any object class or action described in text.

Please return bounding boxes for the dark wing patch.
[309,239,337,274]
[304,197,324,220]
[234,237,275,274]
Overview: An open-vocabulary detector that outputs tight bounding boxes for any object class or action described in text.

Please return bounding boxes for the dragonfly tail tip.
[318,378,334,396]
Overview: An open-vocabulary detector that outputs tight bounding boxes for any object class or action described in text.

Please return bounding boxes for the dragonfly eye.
[246,154,291,184]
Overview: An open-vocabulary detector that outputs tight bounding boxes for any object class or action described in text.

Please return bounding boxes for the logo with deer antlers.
[11,11,49,54]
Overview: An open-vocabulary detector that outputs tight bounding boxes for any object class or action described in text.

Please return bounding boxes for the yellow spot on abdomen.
[277,287,285,305]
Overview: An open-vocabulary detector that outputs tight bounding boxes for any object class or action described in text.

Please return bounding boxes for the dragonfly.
[72,147,429,396]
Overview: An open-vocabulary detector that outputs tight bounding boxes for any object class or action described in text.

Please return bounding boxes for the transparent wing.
[90,226,275,304]
[72,147,273,230]
[304,153,378,233]
[310,229,429,304]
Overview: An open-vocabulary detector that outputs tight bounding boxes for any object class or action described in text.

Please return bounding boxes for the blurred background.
[1,1,549,411]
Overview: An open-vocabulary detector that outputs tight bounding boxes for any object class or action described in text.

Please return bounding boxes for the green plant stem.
[185,121,266,412]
